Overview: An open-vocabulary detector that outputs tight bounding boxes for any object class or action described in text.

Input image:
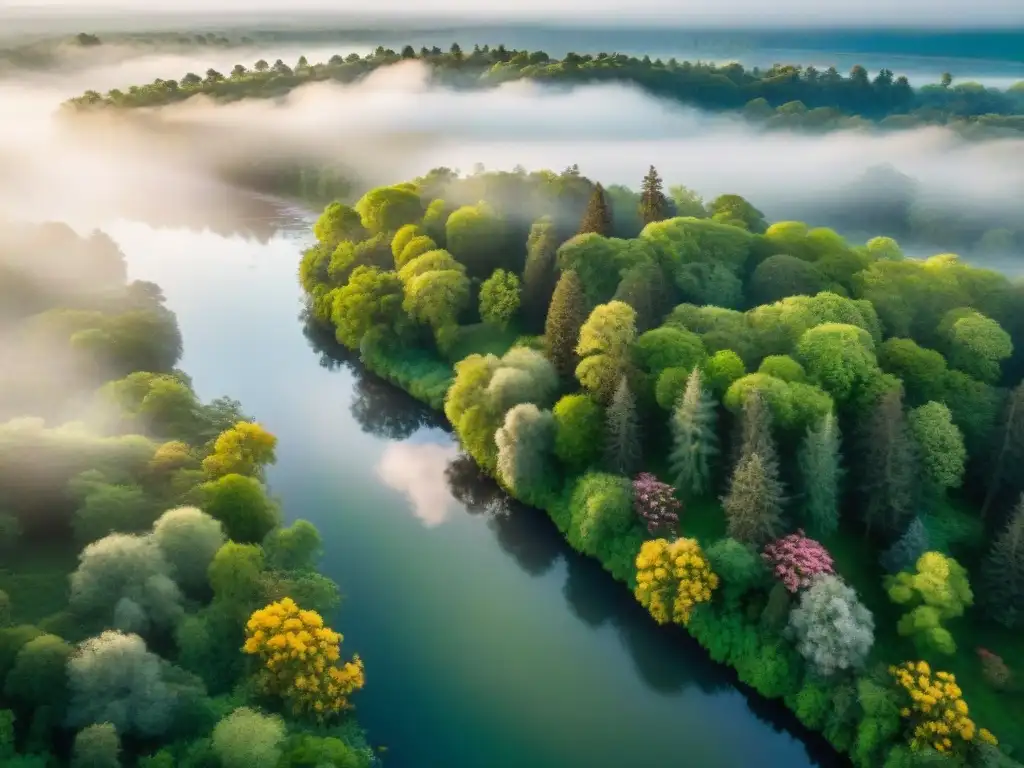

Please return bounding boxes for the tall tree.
[722,452,785,547]
[604,375,641,476]
[578,183,613,236]
[981,382,1024,519]
[880,517,930,574]
[797,411,843,540]
[543,270,587,379]
[639,165,669,226]
[736,391,778,472]
[521,217,560,331]
[668,368,720,499]
[861,388,918,540]
[982,495,1024,628]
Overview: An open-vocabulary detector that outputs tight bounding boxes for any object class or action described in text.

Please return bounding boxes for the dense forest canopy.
[64,44,1024,137]
[298,162,1024,768]
[0,219,375,765]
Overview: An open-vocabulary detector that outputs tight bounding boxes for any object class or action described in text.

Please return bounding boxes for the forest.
[0,220,375,766]
[63,43,1024,137]
[297,164,1024,768]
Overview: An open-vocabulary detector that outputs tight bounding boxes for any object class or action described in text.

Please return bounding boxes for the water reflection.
[376,441,461,527]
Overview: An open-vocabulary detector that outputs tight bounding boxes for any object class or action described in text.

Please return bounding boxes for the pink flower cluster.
[633,472,682,536]
[762,529,835,593]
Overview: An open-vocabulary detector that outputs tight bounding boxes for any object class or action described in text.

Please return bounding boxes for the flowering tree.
[762,529,835,593]
[632,472,682,536]
[243,598,365,722]
[634,537,718,625]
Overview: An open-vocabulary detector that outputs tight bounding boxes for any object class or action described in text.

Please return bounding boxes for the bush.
[198,474,280,544]
[151,507,226,592]
[552,394,603,471]
[212,708,286,768]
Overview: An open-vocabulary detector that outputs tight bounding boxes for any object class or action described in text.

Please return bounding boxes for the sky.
[0,0,1021,27]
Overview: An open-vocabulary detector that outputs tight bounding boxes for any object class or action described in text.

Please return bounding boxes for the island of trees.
[0,221,375,765]
[298,164,1024,768]
[64,44,1024,137]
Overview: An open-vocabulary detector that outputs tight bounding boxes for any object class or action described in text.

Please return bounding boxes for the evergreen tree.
[612,261,670,333]
[543,270,587,378]
[861,388,918,539]
[722,452,785,547]
[639,165,669,226]
[521,216,560,332]
[735,391,778,472]
[880,516,929,574]
[797,411,843,540]
[982,495,1024,628]
[981,382,1024,519]
[604,375,641,476]
[669,368,719,499]
[578,183,613,236]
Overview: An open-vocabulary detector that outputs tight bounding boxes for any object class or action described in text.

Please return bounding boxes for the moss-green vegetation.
[0,222,375,766]
[300,164,1024,766]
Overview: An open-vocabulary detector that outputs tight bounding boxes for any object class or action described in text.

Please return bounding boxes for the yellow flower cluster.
[890,661,998,755]
[244,598,365,721]
[635,538,719,625]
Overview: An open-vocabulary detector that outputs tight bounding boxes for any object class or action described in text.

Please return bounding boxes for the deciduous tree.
[576,301,637,405]
[632,473,681,536]
[887,552,973,655]
[788,574,874,677]
[495,404,556,503]
[908,402,965,493]
[479,269,521,330]
[212,708,285,768]
[634,538,718,624]
[552,394,603,471]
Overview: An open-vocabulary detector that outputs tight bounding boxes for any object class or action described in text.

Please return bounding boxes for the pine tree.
[735,391,779,472]
[669,368,720,499]
[612,261,670,333]
[861,388,918,539]
[578,183,613,236]
[722,452,785,547]
[880,516,930,574]
[521,216,560,332]
[797,411,843,540]
[605,375,641,476]
[982,495,1024,628]
[543,270,587,378]
[639,165,669,226]
[981,382,1024,519]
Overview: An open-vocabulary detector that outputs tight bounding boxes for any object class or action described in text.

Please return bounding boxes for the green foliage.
[71,480,154,545]
[758,355,806,383]
[579,183,613,236]
[208,542,265,606]
[391,224,423,263]
[331,266,407,350]
[313,202,365,246]
[543,270,587,378]
[749,253,827,305]
[862,388,918,538]
[724,372,833,433]
[723,452,784,547]
[639,166,669,226]
[212,707,286,768]
[705,538,765,606]
[495,404,557,504]
[521,216,559,331]
[797,411,843,540]
[0,709,13,760]
[576,301,638,405]
[981,497,1024,628]
[669,368,719,499]
[634,326,705,376]
[397,234,439,269]
[878,338,948,403]
[788,574,874,676]
[263,520,323,572]
[0,513,21,555]
[556,233,631,306]
[704,349,747,395]
[939,308,1012,383]
[353,185,423,235]
[796,323,881,407]
[880,517,930,575]
[198,474,279,544]
[604,376,641,477]
[403,268,471,331]
[445,202,509,278]
[479,269,521,330]
[908,402,965,491]
[552,394,603,472]
[887,552,974,654]
[396,249,463,284]
[327,235,392,286]
[151,507,225,592]
[4,633,72,711]
[72,722,122,768]
[707,194,767,233]
[654,366,691,411]
[566,473,639,578]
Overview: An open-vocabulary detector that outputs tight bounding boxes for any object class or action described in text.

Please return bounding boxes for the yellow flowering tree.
[243,598,365,721]
[635,537,719,625]
[203,422,278,479]
[889,661,998,757]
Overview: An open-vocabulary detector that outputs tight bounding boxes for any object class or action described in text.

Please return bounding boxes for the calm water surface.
[106,200,841,768]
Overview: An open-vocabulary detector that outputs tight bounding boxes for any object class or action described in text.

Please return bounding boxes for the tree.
[797,411,843,539]
[762,530,835,593]
[150,507,225,592]
[543,271,587,378]
[445,203,509,278]
[243,598,364,721]
[4,634,73,710]
[981,496,1024,628]
[71,481,154,545]
[604,376,641,476]
[941,72,953,88]
[403,269,470,331]
[706,538,765,605]
[313,202,365,246]
[353,186,423,235]
[796,323,881,408]
[479,269,521,330]
[579,183,613,236]
[861,388,917,539]
[208,542,265,607]
[396,235,438,269]
[788,574,874,677]
[939,308,1012,384]
[331,266,407,350]
[887,552,973,655]
[521,216,559,331]
[202,421,277,479]
[212,708,285,768]
[639,166,668,226]
[908,402,965,493]
[880,517,930,574]
[72,723,121,768]
[722,453,784,547]
[632,473,681,536]
[707,194,767,233]
[634,538,718,625]
[552,394,603,471]
[668,184,706,218]
[981,382,1024,518]
[198,474,279,544]
[254,59,269,72]
[737,391,779,471]
[576,301,637,405]
[634,326,705,376]
[264,520,323,572]
[495,404,556,503]
[668,368,719,499]
[749,254,827,305]
[566,472,635,560]
[705,349,747,395]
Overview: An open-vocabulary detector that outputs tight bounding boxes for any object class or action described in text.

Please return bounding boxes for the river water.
[103,199,841,768]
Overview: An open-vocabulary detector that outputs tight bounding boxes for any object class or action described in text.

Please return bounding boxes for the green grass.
[444,323,521,362]
[0,543,76,626]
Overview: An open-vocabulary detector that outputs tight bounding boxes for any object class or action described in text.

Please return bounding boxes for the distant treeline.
[65,43,1024,136]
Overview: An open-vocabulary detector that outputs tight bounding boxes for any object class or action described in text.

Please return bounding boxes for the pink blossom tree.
[762,529,834,593]
[633,472,682,537]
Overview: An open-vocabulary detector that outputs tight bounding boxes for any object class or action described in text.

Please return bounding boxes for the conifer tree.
[880,516,930,574]
[797,411,843,540]
[521,216,560,332]
[982,495,1024,628]
[639,165,669,226]
[722,452,785,547]
[669,368,719,499]
[981,382,1024,519]
[612,261,670,333]
[578,183,613,236]
[861,388,918,539]
[543,270,587,378]
[605,375,641,476]
[736,391,778,472]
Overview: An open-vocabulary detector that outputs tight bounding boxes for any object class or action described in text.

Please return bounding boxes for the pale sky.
[1,0,1021,27]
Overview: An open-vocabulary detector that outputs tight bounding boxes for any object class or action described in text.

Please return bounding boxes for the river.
[100,198,842,768]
